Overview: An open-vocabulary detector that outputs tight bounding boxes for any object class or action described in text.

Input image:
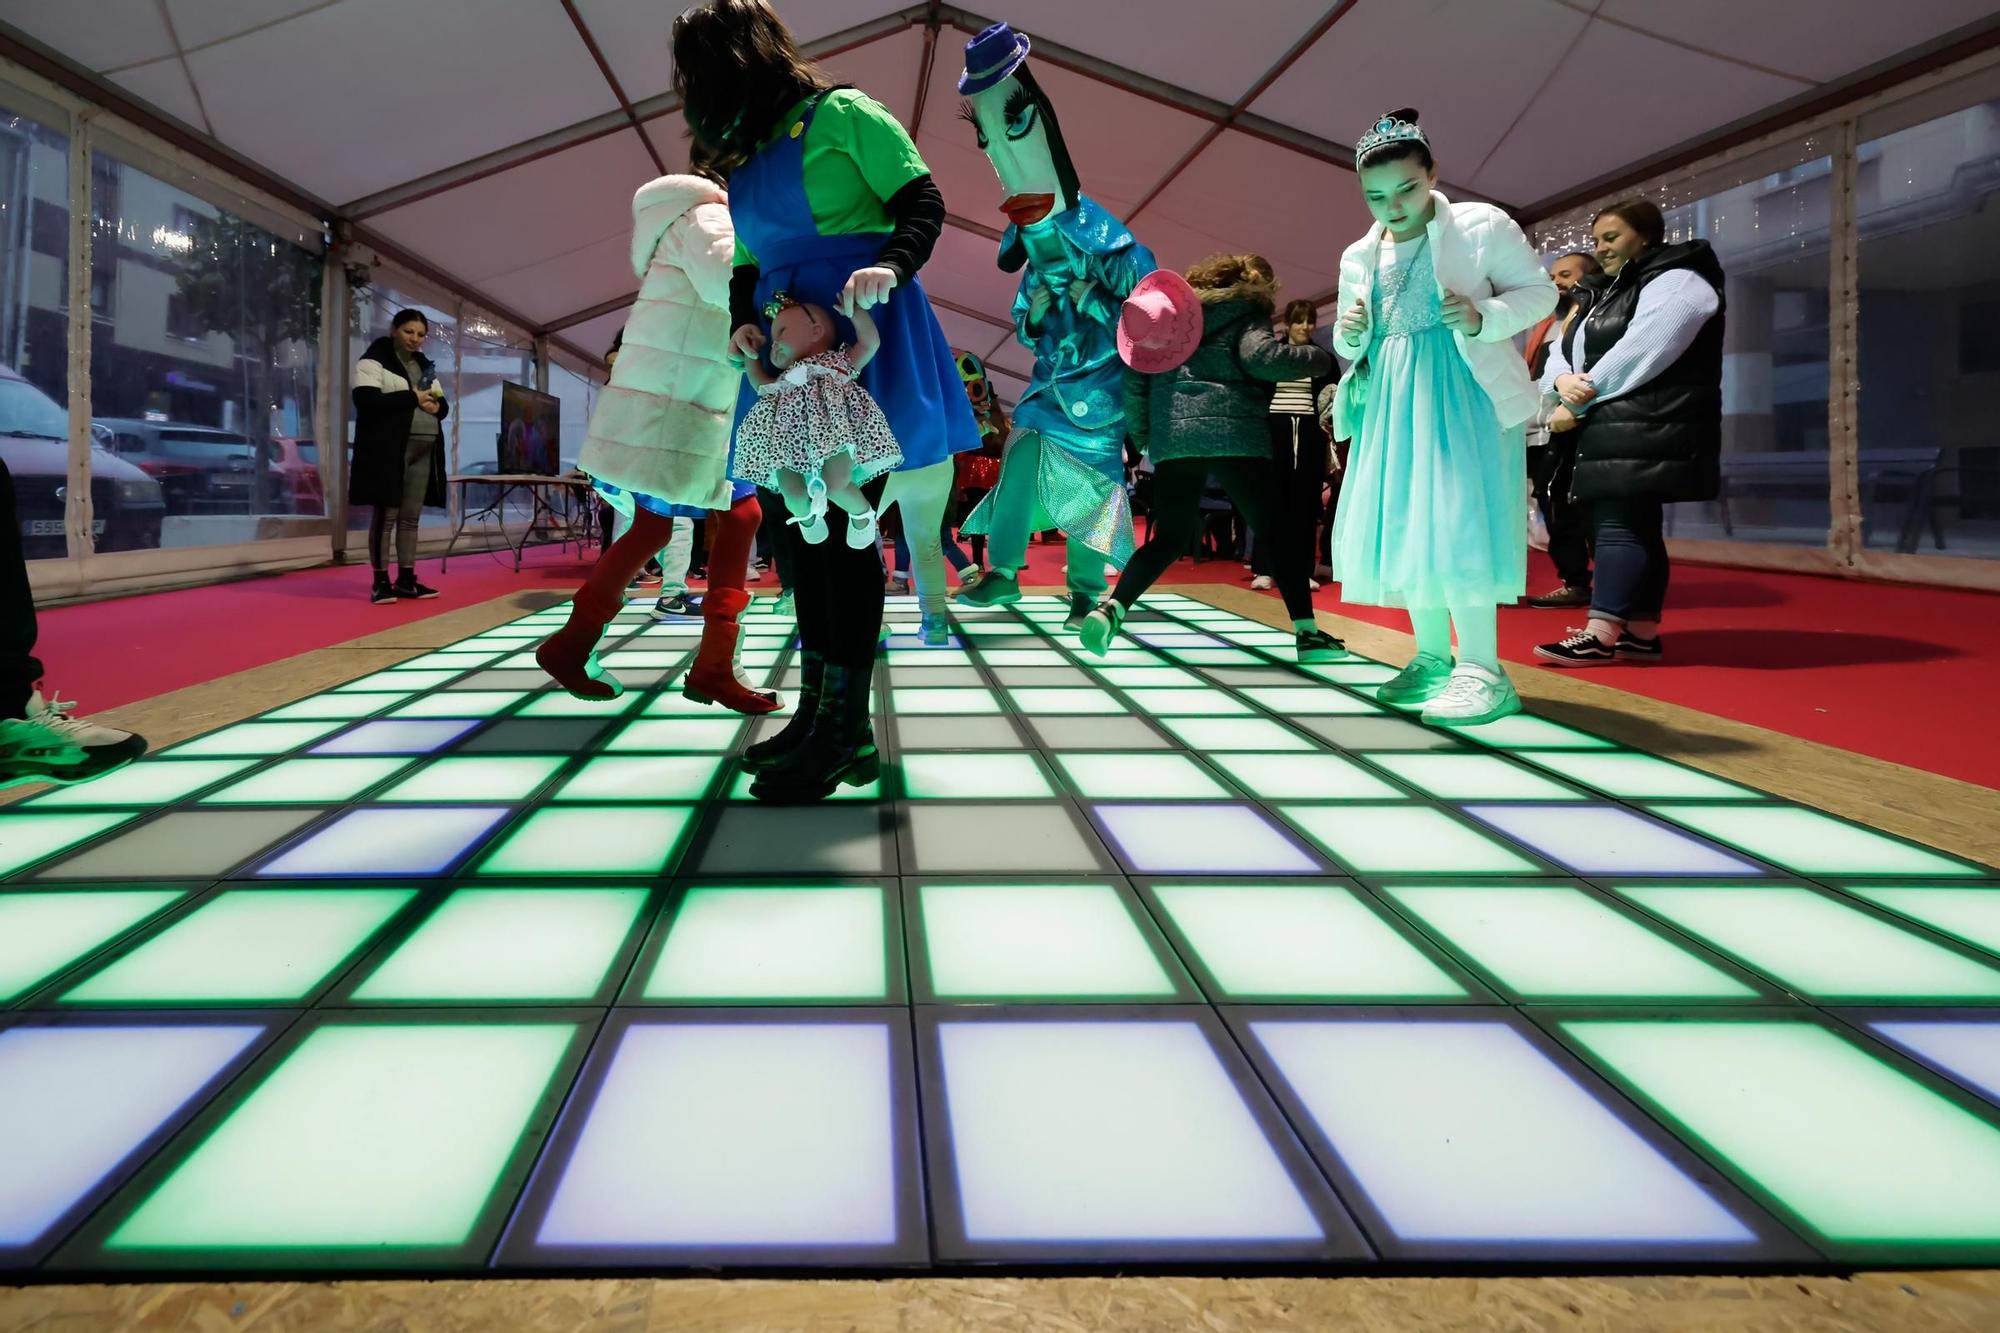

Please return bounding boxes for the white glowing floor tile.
[1281,806,1537,876]
[916,884,1178,1001]
[0,1024,263,1257]
[39,810,322,880]
[1208,752,1402,800]
[905,804,1107,874]
[1054,752,1228,800]
[352,889,648,1003]
[900,752,1053,799]
[1163,717,1315,751]
[1648,805,1984,877]
[1247,1020,1763,1254]
[928,1018,1344,1258]
[0,891,184,1003]
[1152,885,1467,1000]
[1386,885,1757,1001]
[1562,1019,2000,1255]
[0,813,134,875]
[605,719,746,752]
[519,1019,916,1262]
[1869,1023,2000,1107]
[62,889,414,1005]
[1369,754,1582,801]
[1238,687,1378,716]
[198,757,411,805]
[1124,689,1252,717]
[376,756,566,803]
[551,755,723,801]
[1468,805,1760,877]
[644,886,890,1002]
[1849,887,2000,958]
[260,694,400,722]
[311,719,479,756]
[1620,886,2000,1001]
[24,759,256,809]
[1095,804,1320,875]
[98,1023,581,1261]
[1518,751,1758,800]
[256,807,509,878]
[478,807,694,877]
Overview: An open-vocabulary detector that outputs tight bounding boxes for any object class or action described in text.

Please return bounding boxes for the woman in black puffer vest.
[1534,199,1724,668]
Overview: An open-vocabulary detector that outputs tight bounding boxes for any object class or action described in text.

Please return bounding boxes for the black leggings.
[788,475,887,669]
[1,458,42,719]
[757,486,795,592]
[1115,457,1314,621]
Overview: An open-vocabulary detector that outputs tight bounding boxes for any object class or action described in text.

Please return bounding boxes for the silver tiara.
[1355,114,1428,160]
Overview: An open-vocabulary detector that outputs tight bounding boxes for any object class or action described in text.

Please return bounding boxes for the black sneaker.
[393,573,439,600]
[370,575,397,604]
[1534,629,1617,666]
[1063,594,1092,631]
[1296,627,1348,663]
[651,593,698,620]
[1526,583,1591,609]
[1616,632,1663,662]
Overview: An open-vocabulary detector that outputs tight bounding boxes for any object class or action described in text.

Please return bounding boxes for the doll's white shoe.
[845,508,880,549]
[788,510,830,544]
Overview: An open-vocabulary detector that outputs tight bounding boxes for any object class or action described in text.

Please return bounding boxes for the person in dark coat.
[351,308,448,603]
[1534,198,1725,667]
[1250,297,1340,596]
[1081,255,1345,663]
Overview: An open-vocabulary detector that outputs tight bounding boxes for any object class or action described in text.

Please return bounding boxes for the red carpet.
[36,538,2000,790]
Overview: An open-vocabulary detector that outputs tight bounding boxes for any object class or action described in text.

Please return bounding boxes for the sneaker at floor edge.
[1249,574,1274,590]
[1526,582,1591,609]
[1615,631,1663,662]
[1533,627,1617,666]
[392,573,439,600]
[369,575,396,605]
[0,690,149,788]
[651,592,699,619]
[1296,627,1347,663]
[1420,663,1522,727]
[1376,652,1453,705]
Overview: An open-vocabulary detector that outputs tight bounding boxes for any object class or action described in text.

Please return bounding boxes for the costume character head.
[958,23,1080,270]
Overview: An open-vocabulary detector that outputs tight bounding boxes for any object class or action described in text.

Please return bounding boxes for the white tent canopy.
[4,0,1995,394]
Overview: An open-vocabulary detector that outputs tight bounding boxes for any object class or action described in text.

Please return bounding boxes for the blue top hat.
[959,22,1031,96]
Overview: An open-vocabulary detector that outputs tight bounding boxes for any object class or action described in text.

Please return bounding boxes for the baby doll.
[734,293,902,547]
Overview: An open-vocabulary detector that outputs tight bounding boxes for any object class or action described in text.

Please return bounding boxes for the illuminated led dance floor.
[3,591,1999,1276]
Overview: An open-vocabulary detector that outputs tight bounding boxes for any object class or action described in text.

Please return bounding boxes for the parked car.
[264,436,325,514]
[91,417,294,514]
[0,368,165,558]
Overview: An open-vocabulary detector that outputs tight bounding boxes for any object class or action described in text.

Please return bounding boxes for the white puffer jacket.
[1331,190,1556,429]
[578,175,738,509]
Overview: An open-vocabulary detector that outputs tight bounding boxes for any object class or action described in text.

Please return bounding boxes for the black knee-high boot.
[748,657,878,802]
[740,651,823,771]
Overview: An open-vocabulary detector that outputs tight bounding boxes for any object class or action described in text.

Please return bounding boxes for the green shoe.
[954,570,1020,606]
[1079,599,1126,657]
[1376,652,1453,706]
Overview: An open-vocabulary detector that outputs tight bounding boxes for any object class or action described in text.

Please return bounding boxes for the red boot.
[538,507,673,699]
[682,586,780,714]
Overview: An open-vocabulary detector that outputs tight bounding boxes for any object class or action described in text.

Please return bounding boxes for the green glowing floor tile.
[477,806,693,877]
[167,720,346,758]
[890,688,1002,715]
[1153,883,1467,1000]
[336,670,460,692]
[24,759,256,808]
[916,882,1176,1000]
[63,889,413,1004]
[388,692,521,720]
[1125,688,1251,717]
[1620,886,2000,1000]
[102,1021,579,1255]
[970,649,1064,667]
[260,695,397,722]
[1459,715,1616,750]
[886,649,972,667]
[1218,630,1295,646]
[1367,753,1583,801]
[1849,887,2000,959]
[645,689,753,717]
[1087,648,1175,668]
[727,769,882,800]
[643,885,889,1001]
[1385,884,1757,1000]
[605,719,745,752]
[0,812,135,875]
[1163,716,1315,751]
[1516,751,1758,799]
[597,650,685,669]
[1647,805,1981,877]
[0,890,184,1001]
[554,756,720,805]
[958,621,1038,637]
[1006,688,1126,715]
[1055,752,1228,799]
[900,752,1053,799]
[895,716,1026,750]
[1209,752,1403,800]
[892,666,988,687]
[378,756,566,803]
[1281,805,1538,875]
[1164,647,1264,666]
[1561,1019,2000,1252]
[1093,666,1201,689]
[199,757,411,804]
[1238,687,1378,716]
[1302,662,1399,685]
[353,888,648,1002]
[394,650,505,670]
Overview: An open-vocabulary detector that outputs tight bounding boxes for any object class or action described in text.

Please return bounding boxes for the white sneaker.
[1250,574,1275,591]
[1420,663,1523,727]
[0,690,148,788]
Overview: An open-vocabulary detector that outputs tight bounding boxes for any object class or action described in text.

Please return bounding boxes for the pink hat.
[1117,270,1202,374]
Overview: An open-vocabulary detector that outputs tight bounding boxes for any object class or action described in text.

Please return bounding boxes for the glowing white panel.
[534,1023,899,1247]
[936,1020,1324,1243]
[0,891,182,1002]
[919,884,1173,999]
[1154,884,1465,999]
[645,886,888,1002]
[1250,1020,1756,1246]
[354,889,647,1002]
[0,1025,262,1249]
